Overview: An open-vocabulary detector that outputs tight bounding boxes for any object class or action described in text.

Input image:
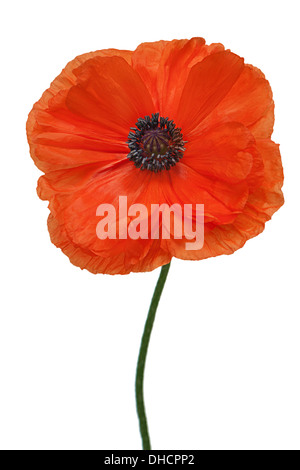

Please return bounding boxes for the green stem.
[135,261,171,450]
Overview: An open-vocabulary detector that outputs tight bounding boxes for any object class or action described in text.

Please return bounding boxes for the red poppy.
[26,38,284,274]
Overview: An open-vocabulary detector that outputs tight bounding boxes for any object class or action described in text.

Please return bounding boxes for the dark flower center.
[127,113,186,172]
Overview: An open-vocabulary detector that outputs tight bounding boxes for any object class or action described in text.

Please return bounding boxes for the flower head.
[27,38,284,274]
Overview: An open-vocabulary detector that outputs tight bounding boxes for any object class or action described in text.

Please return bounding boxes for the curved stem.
[135,261,171,450]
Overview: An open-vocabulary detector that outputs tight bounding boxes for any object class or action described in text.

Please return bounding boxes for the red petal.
[175,51,244,134]
[132,38,224,115]
[183,122,254,184]
[48,213,171,275]
[27,54,153,172]
[194,64,274,138]
[166,140,283,261]
[164,163,249,224]
[66,56,154,133]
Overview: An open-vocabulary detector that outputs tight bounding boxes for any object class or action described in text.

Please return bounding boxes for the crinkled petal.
[193,64,274,139]
[183,122,255,184]
[175,51,244,134]
[48,213,171,275]
[41,154,248,273]
[27,54,153,172]
[66,56,154,133]
[132,38,224,115]
[167,139,283,261]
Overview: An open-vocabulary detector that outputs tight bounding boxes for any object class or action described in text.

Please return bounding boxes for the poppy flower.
[26,38,284,275]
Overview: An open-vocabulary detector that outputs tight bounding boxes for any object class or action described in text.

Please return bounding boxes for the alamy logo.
[96,196,204,251]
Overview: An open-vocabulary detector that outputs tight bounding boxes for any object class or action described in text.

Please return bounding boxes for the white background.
[0,0,299,450]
